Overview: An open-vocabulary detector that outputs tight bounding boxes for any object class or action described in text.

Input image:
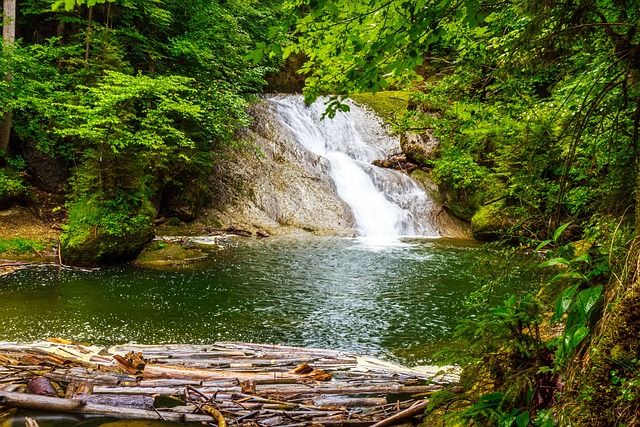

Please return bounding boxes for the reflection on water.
[0,237,533,365]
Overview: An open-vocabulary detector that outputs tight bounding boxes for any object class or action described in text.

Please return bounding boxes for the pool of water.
[0,236,534,366]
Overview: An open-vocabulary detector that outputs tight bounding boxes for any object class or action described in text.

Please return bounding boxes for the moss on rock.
[350,91,409,126]
[60,196,155,264]
[134,240,210,268]
[563,275,640,426]
[470,202,512,241]
[61,227,154,264]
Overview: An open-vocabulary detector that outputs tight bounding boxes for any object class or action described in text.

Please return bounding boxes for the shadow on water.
[0,236,534,367]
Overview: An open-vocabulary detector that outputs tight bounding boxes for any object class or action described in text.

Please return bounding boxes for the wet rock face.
[202,100,356,236]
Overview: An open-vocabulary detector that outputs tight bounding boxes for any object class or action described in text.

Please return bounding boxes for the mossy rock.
[61,226,154,264]
[470,202,512,241]
[134,240,210,268]
[400,130,438,166]
[350,91,410,126]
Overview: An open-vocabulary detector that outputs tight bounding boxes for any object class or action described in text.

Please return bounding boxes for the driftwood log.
[204,225,253,237]
[0,391,215,422]
[372,155,432,174]
[0,341,459,426]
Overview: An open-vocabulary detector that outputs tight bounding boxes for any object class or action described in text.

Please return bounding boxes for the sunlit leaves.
[274,0,485,107]
[52,0,115,12]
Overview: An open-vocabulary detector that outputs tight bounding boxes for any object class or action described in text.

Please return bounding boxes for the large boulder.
[400,129,439,166]
[60,197,155,264]
[470,201,514,241]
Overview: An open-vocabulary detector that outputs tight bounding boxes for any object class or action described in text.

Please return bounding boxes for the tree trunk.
[1,0,16,153]
[85,5,93,61]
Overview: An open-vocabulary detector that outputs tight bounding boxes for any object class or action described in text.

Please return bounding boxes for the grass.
[0,238,46,255]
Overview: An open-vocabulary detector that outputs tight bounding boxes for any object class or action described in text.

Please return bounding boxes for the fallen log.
[74,393,154,409]
[143,364,300,382]
[312,397,387,408]
[257,384,442,397]
[0,391,214,423]
[91,385,242,395]
[368,399,429,427]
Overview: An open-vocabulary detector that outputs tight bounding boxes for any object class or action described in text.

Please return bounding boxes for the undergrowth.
[0,238,46,255]
[424,216,639,427]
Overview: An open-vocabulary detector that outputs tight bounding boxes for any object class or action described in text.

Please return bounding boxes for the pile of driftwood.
[0,341,458,426]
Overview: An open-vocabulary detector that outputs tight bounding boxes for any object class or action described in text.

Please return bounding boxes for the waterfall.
[269,95,443,238]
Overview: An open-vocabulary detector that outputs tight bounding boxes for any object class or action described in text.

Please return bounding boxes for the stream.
[0,236,534,367]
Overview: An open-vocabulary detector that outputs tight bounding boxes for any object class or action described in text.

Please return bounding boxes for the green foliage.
[429,219,629,426]
[0,168,26,198]
[0,238,45,255]
[455,392,532,427]
[2,0,280,261]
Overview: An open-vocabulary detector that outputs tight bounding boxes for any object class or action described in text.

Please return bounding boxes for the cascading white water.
[269,95,443,238]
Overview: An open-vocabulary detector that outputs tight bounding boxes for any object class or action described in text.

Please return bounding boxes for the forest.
[1,0,640,425]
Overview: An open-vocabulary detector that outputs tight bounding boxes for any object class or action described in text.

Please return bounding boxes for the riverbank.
[0,340,459,426]
[0,204,62,272]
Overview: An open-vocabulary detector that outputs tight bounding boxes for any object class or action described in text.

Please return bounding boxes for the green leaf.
[551,284,578,324]
[576,285,603,318]
[539,257,569,267]
[550,270,584,283]
[570,326,590,347]
[516,411,530,427]
[553,221,572,241]
[535,239,553,252]
[572,253,592,264]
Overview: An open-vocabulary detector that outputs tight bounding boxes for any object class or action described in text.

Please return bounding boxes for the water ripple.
[0,237,533,365]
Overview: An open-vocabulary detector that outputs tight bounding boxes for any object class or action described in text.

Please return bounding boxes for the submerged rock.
[134,240,213,269]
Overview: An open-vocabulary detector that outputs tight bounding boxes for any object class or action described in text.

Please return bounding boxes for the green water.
[0,236,534,366]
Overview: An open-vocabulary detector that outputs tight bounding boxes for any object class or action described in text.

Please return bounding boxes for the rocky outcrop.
[400,101,440,166]
[470,201,514,241]
[200,100,356,236]
[400,129,439,166]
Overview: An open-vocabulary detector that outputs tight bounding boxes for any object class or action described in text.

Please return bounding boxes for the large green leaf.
[576,285,603,318]
[553,221,572,241]
[551,284,578,324]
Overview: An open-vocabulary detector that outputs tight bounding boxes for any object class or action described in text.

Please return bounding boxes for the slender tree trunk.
[1,0,16,153]
[149,24,157,74]
[85,5,93,61]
